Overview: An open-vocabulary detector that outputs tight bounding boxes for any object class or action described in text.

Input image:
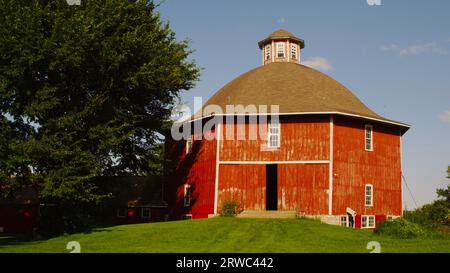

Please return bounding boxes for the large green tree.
[0,0,199,230]
[436,166,450,202]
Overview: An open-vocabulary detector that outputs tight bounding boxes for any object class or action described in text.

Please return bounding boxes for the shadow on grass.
[0,223,126,249]
[0,234,36,248]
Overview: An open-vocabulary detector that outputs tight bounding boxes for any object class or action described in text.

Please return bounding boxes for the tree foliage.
[403,166,450,231]
[0,0,199,231]
[436,166,450,203]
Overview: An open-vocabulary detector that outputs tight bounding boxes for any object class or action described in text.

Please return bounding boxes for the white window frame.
[141,207,151,219]
[182,214,192,220]
[265,44,271,61]
[365,184,373,207]
[184,184,191,207]
[117,208,126,218]
[340,215,349,227]
[365,124,373,151]
[267,121,280,148]
[291,44,298,59]
[186,138,193,154]
[276,42,285,58]
[361,215,376,229]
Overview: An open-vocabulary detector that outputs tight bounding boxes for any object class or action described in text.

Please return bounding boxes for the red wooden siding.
[217,163,329,214]
[165,114,403,222]
[332,116,402,216]
[219,115,330,161]
[165,126,217,219]
[0,205,38,234]
[278,164,329,214]
[218,164,266,211]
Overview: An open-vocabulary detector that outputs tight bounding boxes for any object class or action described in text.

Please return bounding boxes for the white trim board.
[213,122,221,215]
[183,111,410,130]
[328,115,334,216]
[400,129,404,215]
[218,160,329,165]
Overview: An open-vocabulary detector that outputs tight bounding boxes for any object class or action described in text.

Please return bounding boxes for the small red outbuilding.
[0,186,39,234]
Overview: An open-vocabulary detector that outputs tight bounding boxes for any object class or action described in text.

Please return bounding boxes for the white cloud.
[380,42,448,56]
[380,44,400,52]
[171,103,192,123]
[439,111,450,123]
[301,57,333,71]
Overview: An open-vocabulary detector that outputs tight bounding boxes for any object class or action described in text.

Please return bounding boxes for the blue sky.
[158,0,450,209]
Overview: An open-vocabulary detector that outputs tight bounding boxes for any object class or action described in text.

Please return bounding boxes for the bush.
[221,200,240,217]
[39,201,110,236]
[404,200,450,229]
[375,218,425,239]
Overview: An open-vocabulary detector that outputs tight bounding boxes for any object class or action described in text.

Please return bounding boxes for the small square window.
[183,214,192,220]
[186,139,193,154]
[362,216,368,228]
[365,125,373,151]
[361,215,376,228]
[276,42,285,58]
[291,44,298,59]
[267,121,280,148]
[365,184,373,207]
[184,184,192,207]
[141,208,151,219]
[340,216,348,227]
[265,45,271,61]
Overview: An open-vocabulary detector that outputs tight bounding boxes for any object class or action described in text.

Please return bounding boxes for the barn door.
[266,164,278,210]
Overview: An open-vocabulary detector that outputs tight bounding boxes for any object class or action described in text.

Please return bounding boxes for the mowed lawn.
[0,217,449,253]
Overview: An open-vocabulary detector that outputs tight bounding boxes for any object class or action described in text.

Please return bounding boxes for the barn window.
[365,124,373,151]
[184,184,192,207]
[183,214,192,220]
[291,44,298,59]
[268,120,280,148]
[265,44,271,60]
[365,184,373,207]
[361,215,376,228]
[276,42,285,58]
[186,138,193,154]
[340,216,348,227]
[141,208,151,218]
[117,208,126,218]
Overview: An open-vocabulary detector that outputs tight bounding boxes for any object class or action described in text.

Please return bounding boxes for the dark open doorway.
[347,213,355,228]
[266,164,278,210]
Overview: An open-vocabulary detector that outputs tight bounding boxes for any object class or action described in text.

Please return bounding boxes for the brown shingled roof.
[269,29,295,38]
[258,29,305,49]
[195,62,409,131]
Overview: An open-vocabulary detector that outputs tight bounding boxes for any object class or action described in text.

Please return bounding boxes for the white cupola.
[258,29,305,65]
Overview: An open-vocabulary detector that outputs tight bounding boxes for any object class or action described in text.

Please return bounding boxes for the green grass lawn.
[0,217,449,253]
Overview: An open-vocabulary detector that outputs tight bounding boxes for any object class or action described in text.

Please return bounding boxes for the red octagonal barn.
[164,29,410,229]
